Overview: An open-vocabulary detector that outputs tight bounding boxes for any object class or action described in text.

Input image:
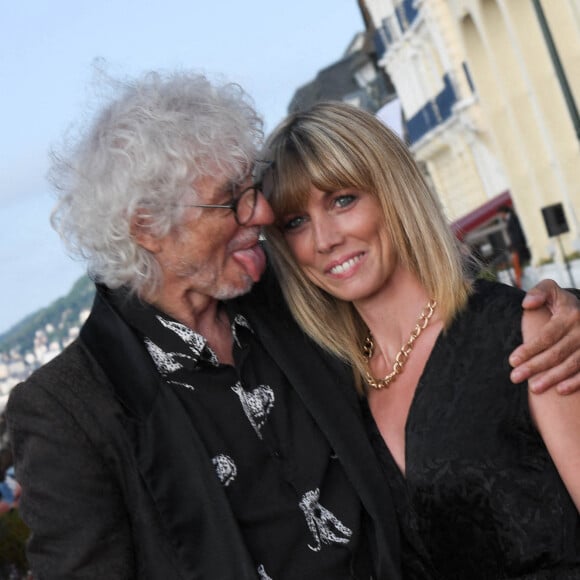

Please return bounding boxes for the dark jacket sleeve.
[6,346,135,579]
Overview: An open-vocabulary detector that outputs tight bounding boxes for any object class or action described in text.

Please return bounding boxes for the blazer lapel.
[239,289,389,510]
[236,271,402,579]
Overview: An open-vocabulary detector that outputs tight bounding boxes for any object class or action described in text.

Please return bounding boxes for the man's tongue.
[233,244,267,282]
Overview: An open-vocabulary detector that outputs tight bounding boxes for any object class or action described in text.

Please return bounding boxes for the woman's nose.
[312,216,341,253]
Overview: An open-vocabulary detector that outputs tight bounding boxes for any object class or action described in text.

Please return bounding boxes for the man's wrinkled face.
[138,171,274,305]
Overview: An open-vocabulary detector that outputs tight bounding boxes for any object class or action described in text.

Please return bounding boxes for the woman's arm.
[523,305,580,512]
[510,280,580,394]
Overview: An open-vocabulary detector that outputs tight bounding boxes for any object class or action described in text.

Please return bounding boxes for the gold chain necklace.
[362,299,437,390]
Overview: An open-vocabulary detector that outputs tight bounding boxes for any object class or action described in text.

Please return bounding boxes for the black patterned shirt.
[118,294,372,580]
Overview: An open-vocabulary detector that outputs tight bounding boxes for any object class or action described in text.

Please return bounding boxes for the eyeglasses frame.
[180,183,262,225]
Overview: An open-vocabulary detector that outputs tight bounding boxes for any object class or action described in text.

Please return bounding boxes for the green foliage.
[0,276,95,356]
[0,509,29,576]
[476,268,498,282]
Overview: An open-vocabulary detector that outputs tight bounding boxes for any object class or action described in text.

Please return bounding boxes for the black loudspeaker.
[541,203,569,237]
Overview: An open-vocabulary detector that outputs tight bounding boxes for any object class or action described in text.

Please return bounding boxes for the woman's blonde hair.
[261,102,471,389]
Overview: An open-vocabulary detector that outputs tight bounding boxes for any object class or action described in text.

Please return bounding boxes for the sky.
[0,0,366,335]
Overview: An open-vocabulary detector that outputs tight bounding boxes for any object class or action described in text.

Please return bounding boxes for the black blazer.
[7,272,401,579]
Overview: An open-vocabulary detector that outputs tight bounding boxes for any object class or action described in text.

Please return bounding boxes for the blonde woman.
[260,102,580,578]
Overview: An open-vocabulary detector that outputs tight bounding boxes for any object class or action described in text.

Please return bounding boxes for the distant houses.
[0,308,90,411]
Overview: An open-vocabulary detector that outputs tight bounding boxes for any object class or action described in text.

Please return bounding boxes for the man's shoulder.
[8,337,114,415]
[19,339,90,385]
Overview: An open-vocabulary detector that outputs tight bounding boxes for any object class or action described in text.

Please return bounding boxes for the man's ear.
[130,210,162,253]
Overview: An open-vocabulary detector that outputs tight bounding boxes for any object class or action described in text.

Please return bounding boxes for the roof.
[451,190,512,240]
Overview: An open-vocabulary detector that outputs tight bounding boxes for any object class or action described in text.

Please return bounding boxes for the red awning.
[451,191,512,240]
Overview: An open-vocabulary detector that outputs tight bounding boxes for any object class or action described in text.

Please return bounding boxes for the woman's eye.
[334,194,357,208]
[282,215,307,231]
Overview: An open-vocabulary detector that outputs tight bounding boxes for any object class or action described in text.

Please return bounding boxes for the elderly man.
[6,71,580,580]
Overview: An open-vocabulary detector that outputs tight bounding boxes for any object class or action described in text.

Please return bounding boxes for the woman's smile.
[326,252,366,277]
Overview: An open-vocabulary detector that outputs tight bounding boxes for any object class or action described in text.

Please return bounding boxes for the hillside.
[0,276,95,356]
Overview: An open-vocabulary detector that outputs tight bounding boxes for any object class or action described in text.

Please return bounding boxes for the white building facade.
[364,0,580,265]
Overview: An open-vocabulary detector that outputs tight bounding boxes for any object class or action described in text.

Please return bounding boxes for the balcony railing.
[407,74,457,143]
[395,0,419,31]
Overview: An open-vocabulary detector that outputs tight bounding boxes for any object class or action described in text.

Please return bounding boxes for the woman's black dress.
[365,280,580,579]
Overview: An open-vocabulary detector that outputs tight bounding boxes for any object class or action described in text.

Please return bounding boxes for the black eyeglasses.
[181,184,262,225]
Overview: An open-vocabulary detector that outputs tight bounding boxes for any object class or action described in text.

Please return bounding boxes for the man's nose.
[248,191,275,226]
